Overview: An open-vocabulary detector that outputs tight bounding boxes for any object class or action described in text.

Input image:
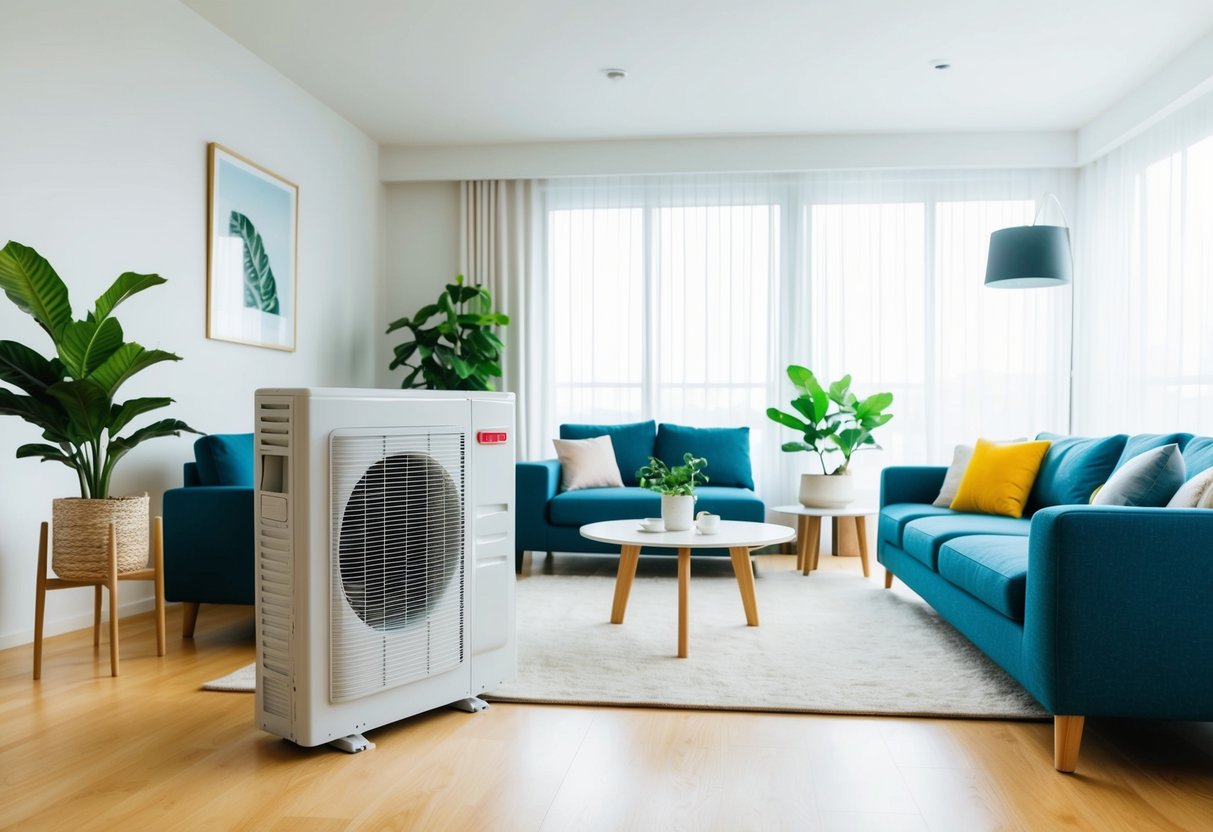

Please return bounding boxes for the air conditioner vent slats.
[329,431,466,704]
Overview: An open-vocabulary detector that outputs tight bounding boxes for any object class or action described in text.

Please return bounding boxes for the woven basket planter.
[51,494,149,579]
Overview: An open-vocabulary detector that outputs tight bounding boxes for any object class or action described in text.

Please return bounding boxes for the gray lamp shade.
[984,225,1072,288]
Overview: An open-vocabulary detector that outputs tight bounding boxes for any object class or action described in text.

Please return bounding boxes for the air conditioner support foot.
[329,733,375,753]
[450,696,489,713]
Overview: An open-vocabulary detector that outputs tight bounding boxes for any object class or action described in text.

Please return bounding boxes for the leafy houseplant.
[0,241,200,577]
[766,366,893,507]
[387,275,510,391]
[637,453,709,531]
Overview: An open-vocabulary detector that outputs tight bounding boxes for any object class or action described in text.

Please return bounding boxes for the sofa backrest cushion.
[1181,436,1213,476]
[1029,433,1127,509]
[1093,443,1185,507]
[560,420,656,486]
[194,433,254,487]
[655,423,754,489]
[1114,433,1192,471]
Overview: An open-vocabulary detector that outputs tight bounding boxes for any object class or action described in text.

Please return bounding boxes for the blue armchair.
[163,434,254,637]
[515,421,765,571]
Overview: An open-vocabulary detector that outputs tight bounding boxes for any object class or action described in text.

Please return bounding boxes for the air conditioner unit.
[253,388,516,751]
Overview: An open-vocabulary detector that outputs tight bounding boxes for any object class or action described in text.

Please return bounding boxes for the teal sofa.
[163,434,254,637]
[515,420,764,571]
[878,432,1213,772]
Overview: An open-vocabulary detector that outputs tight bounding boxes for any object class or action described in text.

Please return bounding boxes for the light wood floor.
[4,553,1213,831]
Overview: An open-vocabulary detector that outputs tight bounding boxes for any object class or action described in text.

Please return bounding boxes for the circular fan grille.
[338,452,462,631]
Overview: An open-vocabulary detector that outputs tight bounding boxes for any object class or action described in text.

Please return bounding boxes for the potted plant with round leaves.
[387,274,510,391]
[636,453,709,531]
[0,241,200,578]
[766,366,893,507]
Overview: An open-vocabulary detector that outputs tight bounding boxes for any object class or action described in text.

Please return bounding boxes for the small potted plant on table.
[636,453,708,531]
[767,366,893,507]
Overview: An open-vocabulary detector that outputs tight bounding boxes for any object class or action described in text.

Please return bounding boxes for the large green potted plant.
[0,241,200,578]
[636,453,709,530]
[766,366,893,507]
[386,275,510,390]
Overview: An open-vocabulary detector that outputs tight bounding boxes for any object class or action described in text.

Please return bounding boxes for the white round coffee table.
[580,519,795,658]
[771,503,879,577]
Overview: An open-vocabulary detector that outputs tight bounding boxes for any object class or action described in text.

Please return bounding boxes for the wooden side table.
[771,504,879,578]
[33,517,167,679]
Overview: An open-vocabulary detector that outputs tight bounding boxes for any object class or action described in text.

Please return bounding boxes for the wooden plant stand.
[33,517,167,679]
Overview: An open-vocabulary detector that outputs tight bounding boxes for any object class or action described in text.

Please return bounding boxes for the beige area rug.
[203,662,255,692]
[486,566,1048,719]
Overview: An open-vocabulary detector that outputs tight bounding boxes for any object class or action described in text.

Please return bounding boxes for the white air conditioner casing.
[253,388,516,747]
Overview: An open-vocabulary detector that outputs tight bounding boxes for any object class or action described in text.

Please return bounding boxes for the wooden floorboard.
[3,553,1212,831]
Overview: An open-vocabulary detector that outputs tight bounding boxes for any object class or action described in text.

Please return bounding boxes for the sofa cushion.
[879,504,957,548]
[1029,433,1128,510]
[655,424,754,489]
[937,535,1029,621]
[560,420,656,486]
[548,485,763,526]
[1093,443,1186,507]
[1181,436,1213,476]
[194,433,254,487]
[901,514,1031,571]
[1114,433,1192,470]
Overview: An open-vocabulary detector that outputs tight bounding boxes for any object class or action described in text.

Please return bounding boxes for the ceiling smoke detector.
[929,59,953,71]
[603,68,628,82]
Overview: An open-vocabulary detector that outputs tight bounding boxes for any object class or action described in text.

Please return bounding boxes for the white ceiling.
[183,0,1213,145]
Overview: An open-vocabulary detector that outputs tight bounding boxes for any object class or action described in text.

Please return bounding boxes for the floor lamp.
[984,192,1075,431]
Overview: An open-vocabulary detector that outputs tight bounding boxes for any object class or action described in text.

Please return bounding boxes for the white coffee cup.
[695,511,720,534]
[640,517,665,532]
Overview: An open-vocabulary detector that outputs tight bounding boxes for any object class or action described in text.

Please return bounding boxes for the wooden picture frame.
[206,143,298,351]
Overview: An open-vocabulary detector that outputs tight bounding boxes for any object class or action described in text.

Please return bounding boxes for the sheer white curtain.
[459,180,548,458]
[530,169,1073,505]
[1074,90,1213,435]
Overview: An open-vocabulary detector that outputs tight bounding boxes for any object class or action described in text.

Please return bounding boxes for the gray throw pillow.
[1092,443,1186,507]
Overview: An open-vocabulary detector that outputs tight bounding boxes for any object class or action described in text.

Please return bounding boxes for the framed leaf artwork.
[206,143,298,351]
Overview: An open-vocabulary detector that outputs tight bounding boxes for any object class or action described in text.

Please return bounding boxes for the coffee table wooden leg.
[677,548,690,658]
[796,516,809,571]
[855,515,871,578]
[729,546,760,626]
[610,545,641,624]
[803,516,822,576]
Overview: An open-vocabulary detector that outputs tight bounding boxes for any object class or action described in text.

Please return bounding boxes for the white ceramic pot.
[661,494,695,531]
[799,473,854,508]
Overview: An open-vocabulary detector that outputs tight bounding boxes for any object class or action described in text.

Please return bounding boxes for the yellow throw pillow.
[950,438,1052,518]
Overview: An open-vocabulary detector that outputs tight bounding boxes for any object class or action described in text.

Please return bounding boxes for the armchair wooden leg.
[884,568,894,589]
[515,550,525,574]
[33,522,48,681]
[1054,715,1085,773]
[182,602,200,639]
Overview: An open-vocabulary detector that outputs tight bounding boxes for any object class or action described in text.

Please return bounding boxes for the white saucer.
[636,526,666,533]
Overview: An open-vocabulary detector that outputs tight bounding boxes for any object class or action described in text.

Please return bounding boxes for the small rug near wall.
[486,567,1047,719]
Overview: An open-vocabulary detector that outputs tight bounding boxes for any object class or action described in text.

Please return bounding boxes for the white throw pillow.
[552,435,624,491]
[933,444,975,507]
[1167,467,1213,508]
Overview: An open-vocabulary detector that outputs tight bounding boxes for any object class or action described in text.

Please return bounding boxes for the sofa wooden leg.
[884,568,894,589]
[515,550,525,574]
[1054,715,1085,773]
[182,602,200,639]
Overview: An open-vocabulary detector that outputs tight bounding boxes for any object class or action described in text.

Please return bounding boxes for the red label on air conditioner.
[477,431,508,445]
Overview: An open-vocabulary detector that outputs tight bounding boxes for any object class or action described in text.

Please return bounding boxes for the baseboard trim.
[0,597,179,651]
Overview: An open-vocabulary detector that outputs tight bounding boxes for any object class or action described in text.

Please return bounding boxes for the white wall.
[376,182,462,389]
[0,0,382,648]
